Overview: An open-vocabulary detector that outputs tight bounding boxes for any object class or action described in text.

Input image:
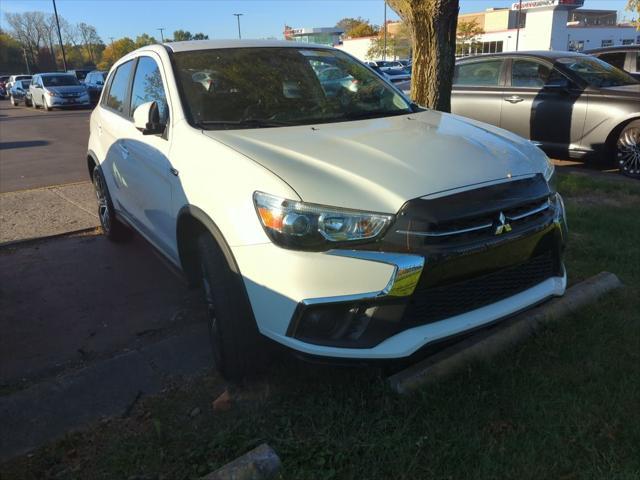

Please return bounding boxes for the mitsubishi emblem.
[494,212,512,236]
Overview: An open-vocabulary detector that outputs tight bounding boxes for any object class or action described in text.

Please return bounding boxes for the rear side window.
[104,60,134,115]
[597,52,627,70]
[511,59,554,88]
[129,57,169,124]
[454,60,504,87]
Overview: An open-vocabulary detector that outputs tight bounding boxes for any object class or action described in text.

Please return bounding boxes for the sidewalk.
[0,181,99,244]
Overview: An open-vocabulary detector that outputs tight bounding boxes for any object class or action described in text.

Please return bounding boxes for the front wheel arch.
[176,206,243,288]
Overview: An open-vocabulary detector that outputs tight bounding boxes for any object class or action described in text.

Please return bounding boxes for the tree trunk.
[387,0,459,112]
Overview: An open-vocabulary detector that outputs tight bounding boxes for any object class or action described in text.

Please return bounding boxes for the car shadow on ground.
[0,232,206,389]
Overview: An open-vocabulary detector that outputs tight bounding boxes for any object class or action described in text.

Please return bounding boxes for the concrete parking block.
[0,181,99,244]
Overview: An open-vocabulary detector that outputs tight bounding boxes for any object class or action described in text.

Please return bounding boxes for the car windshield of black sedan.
[558,56,638,87]
[42,75,80,87]
[173,47,412,129]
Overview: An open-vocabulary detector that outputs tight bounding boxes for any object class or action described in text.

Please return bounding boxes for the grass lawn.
[2,172,639,480]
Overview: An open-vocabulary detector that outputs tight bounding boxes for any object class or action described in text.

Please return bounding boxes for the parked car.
[88,40,567,380]
[0,75,9,99]
[6,74,32,91]
[29,73,91,110]
[84,70,108,103]
[452,51,640,178]
[67,68,93,83]
[9,79,32,106]
[586,45,640,80]
[367,60,405,70]
[382,67,411,84]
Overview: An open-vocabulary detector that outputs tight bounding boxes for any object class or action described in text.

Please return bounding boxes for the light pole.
[157,27,165,42]
[52,0,67,71]
[383,1,387,61]
[233,13,243,39]
[515,0,523,51]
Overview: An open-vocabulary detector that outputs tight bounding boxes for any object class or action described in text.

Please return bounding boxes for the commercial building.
[336,0,638,62]
[284,26,344,46]
[457,0,638,56]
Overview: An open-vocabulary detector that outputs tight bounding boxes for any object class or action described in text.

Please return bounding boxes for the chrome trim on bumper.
[297,250,425,306]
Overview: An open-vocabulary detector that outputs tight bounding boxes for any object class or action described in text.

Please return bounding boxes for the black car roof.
[457,51,591,62]
[585,45,640,54]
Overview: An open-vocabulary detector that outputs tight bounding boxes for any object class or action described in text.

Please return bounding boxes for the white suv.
[88,40,567,380]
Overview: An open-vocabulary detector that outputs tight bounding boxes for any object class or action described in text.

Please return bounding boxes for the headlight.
[543,159,556,192]
[46,90,59,97]
[253,191,394,251]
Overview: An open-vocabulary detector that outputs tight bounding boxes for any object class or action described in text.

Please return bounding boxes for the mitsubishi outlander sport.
[87,40,568,380]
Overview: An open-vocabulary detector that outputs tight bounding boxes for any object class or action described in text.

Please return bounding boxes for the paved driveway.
[0,101,91,193]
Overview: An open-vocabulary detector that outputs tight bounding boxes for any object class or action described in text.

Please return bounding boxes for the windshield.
[173,47,411,129]
[43,75,80,87]
[557,56,638,88]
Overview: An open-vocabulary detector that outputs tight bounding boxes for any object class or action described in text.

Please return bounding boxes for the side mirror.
[543,77,570,91]
[133,101,164,135]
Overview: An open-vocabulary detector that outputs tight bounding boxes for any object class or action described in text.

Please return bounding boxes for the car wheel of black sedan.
[617,120,640,179]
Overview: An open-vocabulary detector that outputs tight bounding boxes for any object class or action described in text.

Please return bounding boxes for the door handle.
[505,95,524,104]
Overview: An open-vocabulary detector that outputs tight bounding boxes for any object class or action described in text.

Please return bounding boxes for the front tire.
[196,232,267,381]
[616,120,640,179]
[10,96,17,106]
[92,166,133,242]
[44,99,52,111]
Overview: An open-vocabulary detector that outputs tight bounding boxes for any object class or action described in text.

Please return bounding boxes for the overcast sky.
[0,0,632,42]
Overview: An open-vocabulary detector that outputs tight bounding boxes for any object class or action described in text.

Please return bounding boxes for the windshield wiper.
[194,118,291,129]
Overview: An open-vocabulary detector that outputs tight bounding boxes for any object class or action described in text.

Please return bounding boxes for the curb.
[0,227,100,249]
[388,272,623,394]
[200,443,281,480]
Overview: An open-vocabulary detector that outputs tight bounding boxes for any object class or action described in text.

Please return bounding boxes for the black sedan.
[84,70,107,104]
[450,51,640,178]
[9,79,32,106]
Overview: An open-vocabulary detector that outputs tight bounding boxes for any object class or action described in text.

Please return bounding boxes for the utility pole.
[157,27,165,42]
[23,48,31,74]
[383,1,387,61]
[233,13,244,39]
[515,0,523,52]
[52,0,67,71]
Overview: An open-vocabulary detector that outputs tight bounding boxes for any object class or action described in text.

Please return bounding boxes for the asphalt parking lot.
[0,102,91,193]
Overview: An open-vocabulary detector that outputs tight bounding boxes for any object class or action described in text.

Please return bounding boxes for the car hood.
[44,86,86,94]
[203,110,550,213]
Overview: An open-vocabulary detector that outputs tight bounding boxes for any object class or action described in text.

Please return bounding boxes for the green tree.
[97,37,135,70]
[366,23,411,60]
[172,29,193,41]
[0,30,27,73]
[135,33,157,48]
[192,32,209,40]
[456,19,484,56]
[626,0,639,28]
[336,17,379,38]
[386,0,459,111]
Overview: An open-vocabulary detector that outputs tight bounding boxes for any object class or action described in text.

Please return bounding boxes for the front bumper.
[234,193,567,360]
[49,96,90,106]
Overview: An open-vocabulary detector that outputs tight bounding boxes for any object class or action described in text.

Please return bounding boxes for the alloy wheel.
[93,172,111,234]
[618,126,640,178]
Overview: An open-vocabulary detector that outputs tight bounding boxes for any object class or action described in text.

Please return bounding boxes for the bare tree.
[386,0,459,112]
[4,11,45,67]
[78,22,102,64]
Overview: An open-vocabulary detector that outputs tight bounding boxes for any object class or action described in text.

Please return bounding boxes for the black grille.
[402,252,558,326]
